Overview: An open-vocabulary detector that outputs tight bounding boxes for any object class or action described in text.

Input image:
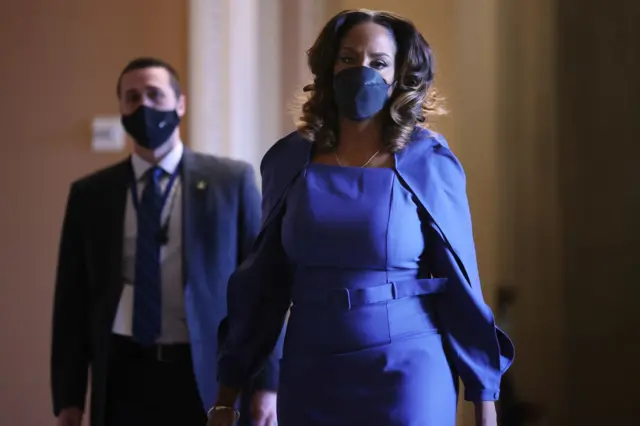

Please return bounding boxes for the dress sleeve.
[427,227,514,401]
[217,169,291,391]
[423,145,515,402]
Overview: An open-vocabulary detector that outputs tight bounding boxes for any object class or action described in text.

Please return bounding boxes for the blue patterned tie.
[132,166,164,346]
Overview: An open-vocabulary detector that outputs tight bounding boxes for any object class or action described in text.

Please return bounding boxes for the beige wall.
[498,1,566,424]
[0,1,186,425]
[555,1,640,424]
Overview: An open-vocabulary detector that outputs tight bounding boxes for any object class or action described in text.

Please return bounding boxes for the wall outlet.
[91,116,126,152]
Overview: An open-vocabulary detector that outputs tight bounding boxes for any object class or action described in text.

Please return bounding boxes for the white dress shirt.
[112,142,190,343]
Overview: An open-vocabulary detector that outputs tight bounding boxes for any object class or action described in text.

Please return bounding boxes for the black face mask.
[333,66,391,121]
[121,105,181,150]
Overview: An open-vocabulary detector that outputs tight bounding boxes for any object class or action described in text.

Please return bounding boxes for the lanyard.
[130,162,182,216]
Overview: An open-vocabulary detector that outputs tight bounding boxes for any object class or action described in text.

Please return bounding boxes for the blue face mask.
[121,105,181,150]
[333,66,391,121]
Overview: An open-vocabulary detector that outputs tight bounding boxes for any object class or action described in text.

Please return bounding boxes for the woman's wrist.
[474,401,497,426]
[214,385,242,407]
[207,405,240,422]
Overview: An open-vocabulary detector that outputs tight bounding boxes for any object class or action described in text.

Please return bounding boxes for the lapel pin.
[196,180,207,190]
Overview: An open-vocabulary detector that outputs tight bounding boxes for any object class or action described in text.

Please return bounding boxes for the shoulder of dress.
[260,131,311,177]
[399,127,466,189]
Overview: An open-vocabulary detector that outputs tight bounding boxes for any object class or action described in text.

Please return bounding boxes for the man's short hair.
[116,57,182,98]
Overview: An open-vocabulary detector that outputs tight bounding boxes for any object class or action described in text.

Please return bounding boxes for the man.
[51,57,280,426]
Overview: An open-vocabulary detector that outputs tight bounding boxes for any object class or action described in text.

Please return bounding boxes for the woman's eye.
[339,56,354,64]
[371,60,387,70]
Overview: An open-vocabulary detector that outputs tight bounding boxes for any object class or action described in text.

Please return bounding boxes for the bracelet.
[207,405,240,422]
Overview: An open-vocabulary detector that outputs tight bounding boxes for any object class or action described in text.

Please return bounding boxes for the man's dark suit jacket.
[50,148,282,426]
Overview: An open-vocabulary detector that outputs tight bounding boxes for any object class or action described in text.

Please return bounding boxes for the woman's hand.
[474,401,497,426]
[250,390,278,426]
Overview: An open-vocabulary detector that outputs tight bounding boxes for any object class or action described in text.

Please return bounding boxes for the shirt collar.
[131,142,184,181]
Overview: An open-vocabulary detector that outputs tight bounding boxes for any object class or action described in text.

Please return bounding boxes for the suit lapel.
[101,160,131,300]
[181,149,211,287]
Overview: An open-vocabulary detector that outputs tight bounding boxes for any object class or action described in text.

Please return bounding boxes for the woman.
[209,9,514,426]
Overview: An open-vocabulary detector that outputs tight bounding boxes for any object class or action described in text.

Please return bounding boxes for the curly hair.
[295,9,447,152]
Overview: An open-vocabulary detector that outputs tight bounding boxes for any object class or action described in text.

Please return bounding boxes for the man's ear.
[177,94,187,117]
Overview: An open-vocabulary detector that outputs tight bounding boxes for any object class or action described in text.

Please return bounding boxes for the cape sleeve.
[217,150,291,391]
[425,141,515,401]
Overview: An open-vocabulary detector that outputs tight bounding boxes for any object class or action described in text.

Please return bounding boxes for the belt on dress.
[292,277,447,311]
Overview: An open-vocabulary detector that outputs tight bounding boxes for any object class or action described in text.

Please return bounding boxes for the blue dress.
[217,130,514,426]
[278,163,458,425]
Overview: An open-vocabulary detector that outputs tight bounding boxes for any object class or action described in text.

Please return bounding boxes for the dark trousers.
[106,335,207,426]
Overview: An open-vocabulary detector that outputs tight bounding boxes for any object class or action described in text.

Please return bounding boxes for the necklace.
[334,149,381,168]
